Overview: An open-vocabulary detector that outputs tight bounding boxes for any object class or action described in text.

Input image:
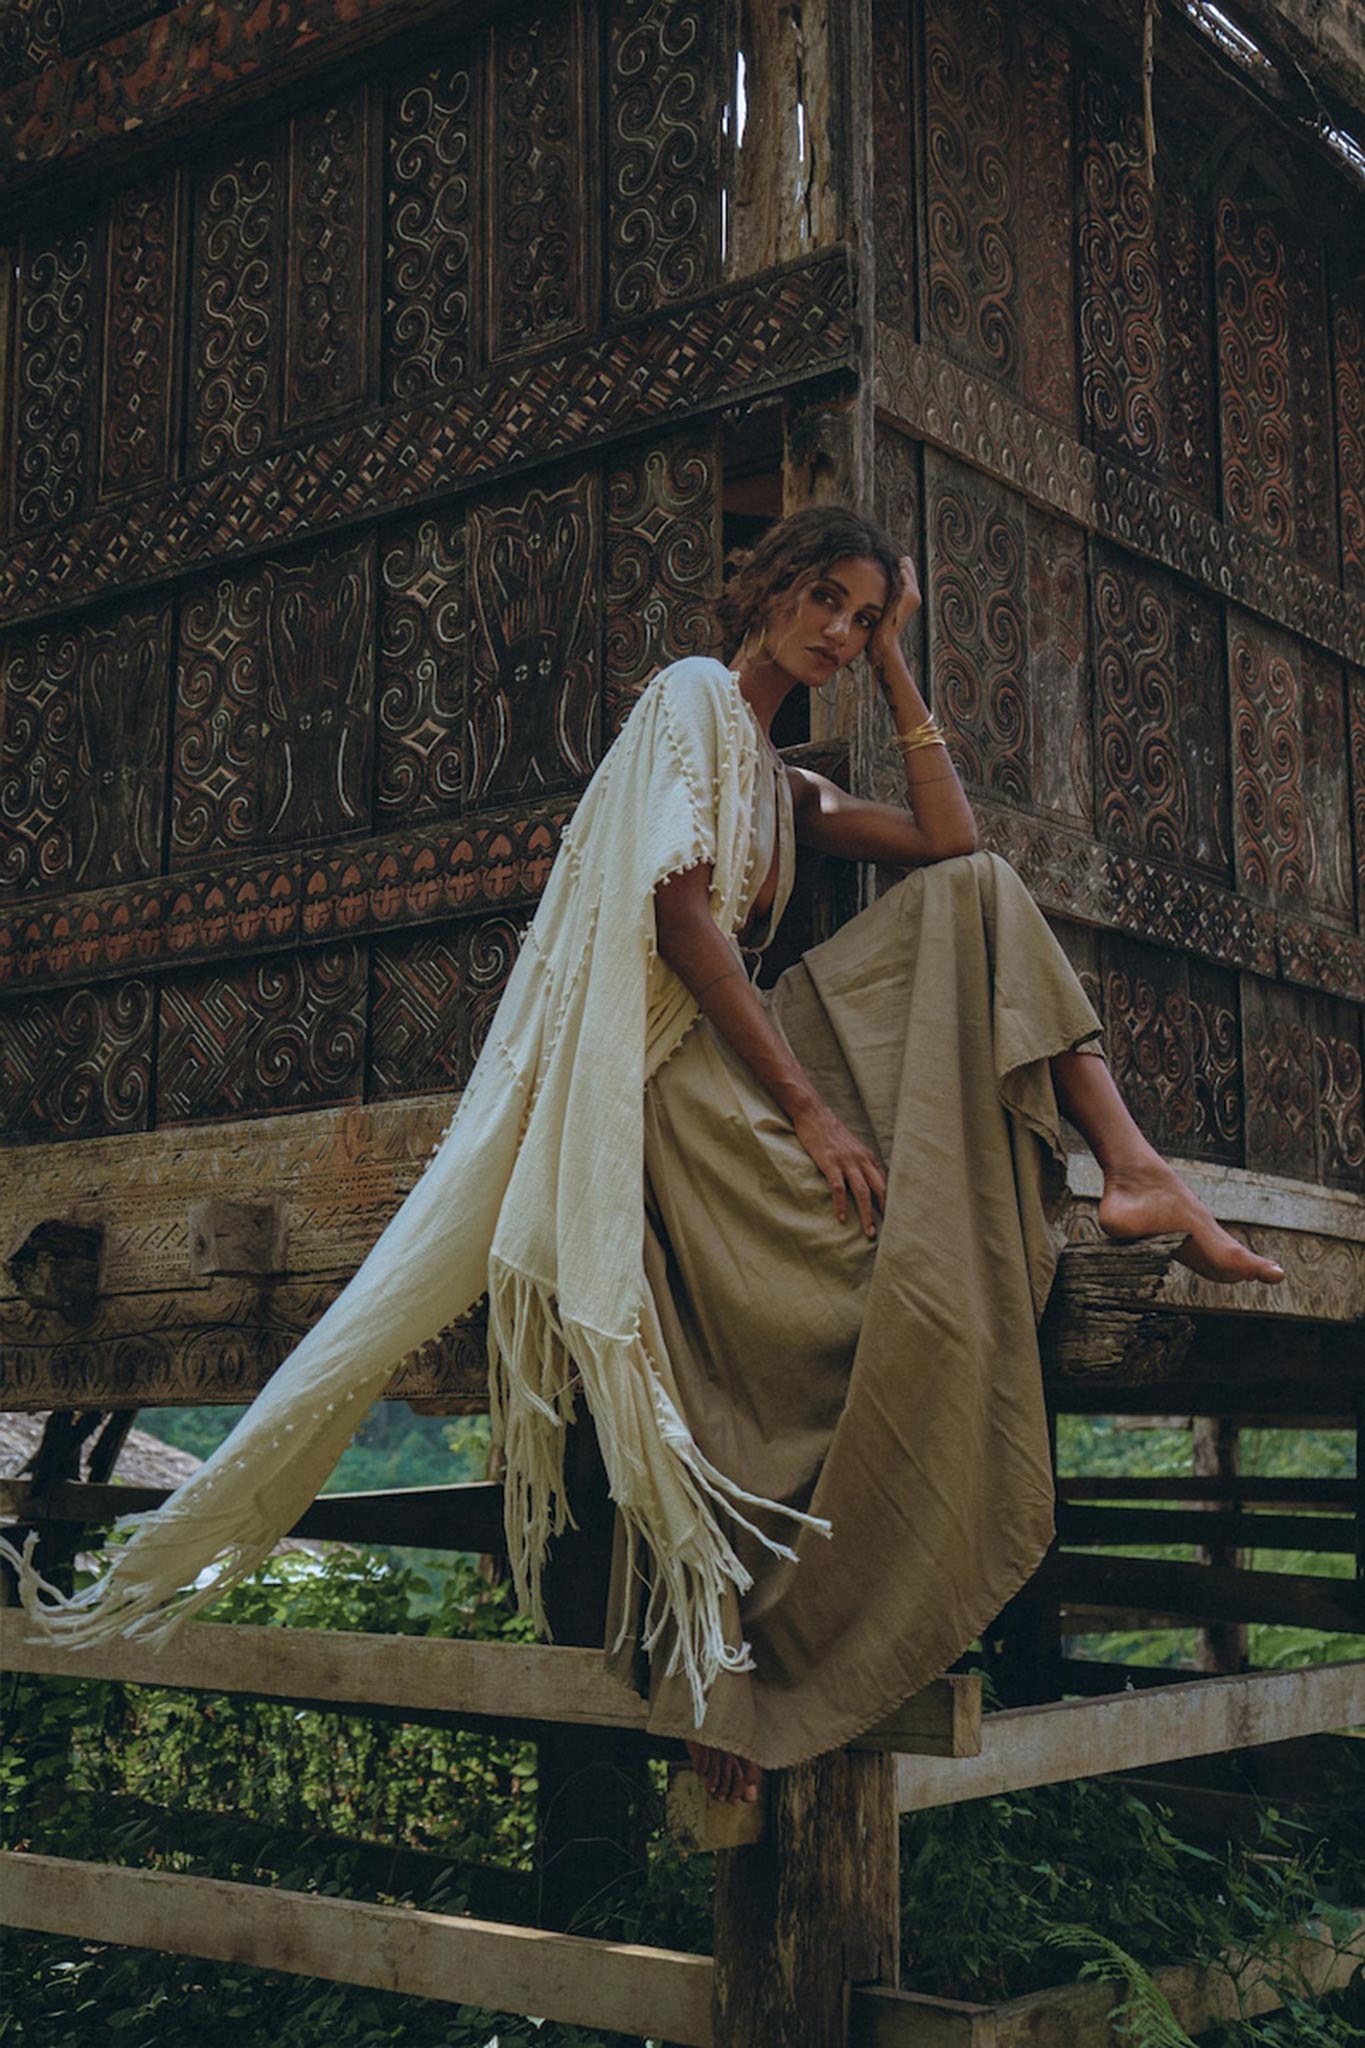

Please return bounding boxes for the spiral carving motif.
[384,57,473,402]
[157,946,366,1122]
[100,177,177,497]
[378,509,467,819]
[1244,985,1317,1182]
[490,3,585,356]
[607,0,716,320]
[927,457,1030,803]
[1189,966,1242,1160]
[1103,943,1196,1153]
[284,91,368,425]
[924,0,1017,385]
[1017,13,1074,425]
[0,978,153,1143]
[872,0,915,336]
[1078,65,1167,474]
[13,227,94,532]
[1229,618,1308,904]
[604,431,718,738]
[190,147,277,472]
[1216,199,1294,554]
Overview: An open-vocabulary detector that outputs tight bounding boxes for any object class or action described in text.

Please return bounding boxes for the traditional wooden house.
[1,0,1362,2041]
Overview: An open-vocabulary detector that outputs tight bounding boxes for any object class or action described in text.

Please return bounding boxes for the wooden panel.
[11,219,98,532]
[0,1853,715,2048]
[155,945,368,1125]
[1334,277,1365,593]
[376,504,467,821]
[923,0,1076,424]
[466,465,601,800]
[603,423,720,740]
[98,172,181,500]
[487,0,591,361]
[370,913,521,1099]
[0,978,153,1144]
[0,597,172,898]
[1229,611,1352,923]
[1092,544,1229,878]
[871,0,915,339]
[170,532,375,865]
[606,0,721,320]
[188,135,281,473]
[1100,935,1242,1165]
[382,48,474,403]
[1243,976,1321,1183]
[283,86,371,428]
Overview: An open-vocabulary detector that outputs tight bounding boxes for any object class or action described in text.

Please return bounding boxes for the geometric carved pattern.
[0,598,172,897]
[1229,612,1352,923]
[1026,506,1090,827]
[874,331,1362,667]
[466,468,600,802]
[488,0,588,360]
[923,0,1075,424]
[607,0,719,321]
[0,802,570,994]
[1101,935,1242,1163]
[5,251,854,627]
[604,425,719,739]
[12,222,95,531]
[0,977,153,1144]
[376,506,467,821]
[371,913,523,1098]
[283,89,369,428]
[1315,998,1365,1193]
[170,532,375,864]
[1092,544,1229,877]
[99,174,179,499]
[925,451,1030,802]
[1242,977,1321,1185]
[383,50,474,403]
[188,138,280,473]
[156,944,367,1124]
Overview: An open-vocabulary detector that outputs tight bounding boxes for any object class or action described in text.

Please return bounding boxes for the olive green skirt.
[602,851,1104,1769]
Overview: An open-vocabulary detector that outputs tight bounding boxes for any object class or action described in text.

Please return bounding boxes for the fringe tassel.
[486,1254,832,1728]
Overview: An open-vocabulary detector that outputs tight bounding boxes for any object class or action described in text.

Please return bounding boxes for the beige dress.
[602,753,1105,1769]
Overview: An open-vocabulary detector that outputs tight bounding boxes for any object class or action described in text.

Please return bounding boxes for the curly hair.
[711,503,903,658]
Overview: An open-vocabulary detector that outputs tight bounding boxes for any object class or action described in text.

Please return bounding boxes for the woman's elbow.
[932,821,980,861]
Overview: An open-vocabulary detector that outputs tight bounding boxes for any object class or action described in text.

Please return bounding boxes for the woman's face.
[759,553,892,686]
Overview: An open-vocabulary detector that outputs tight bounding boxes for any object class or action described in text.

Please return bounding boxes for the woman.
[598,503,1283,1805]
[1,503,1281,1810]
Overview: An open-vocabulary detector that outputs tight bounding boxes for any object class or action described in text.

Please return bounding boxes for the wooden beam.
[1055,1551,1365,1632]
[1057,1501,1357,1553]
[0,1610,978,1753]
[1059,1476,1355,1504]
[0,1852,714,2047]
[852,1904,1365,2044]
[896,1660,1365,1811]
[0,1479,508,1553]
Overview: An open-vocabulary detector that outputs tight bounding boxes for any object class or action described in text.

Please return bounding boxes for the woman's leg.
[1051,1049,1284,1285]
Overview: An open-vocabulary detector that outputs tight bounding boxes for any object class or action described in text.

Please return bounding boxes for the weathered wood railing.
[3,1604,1364,2044]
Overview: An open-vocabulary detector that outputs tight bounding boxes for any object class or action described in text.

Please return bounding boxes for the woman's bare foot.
[686,1738,763,1804]
[1098,1158,1285,1286]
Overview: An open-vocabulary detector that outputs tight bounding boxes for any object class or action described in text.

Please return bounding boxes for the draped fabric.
[0,657,827,1727]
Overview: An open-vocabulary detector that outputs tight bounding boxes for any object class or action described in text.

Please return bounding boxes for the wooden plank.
[1055,1551,1365,1631]
[0,1852,714,2047]
[0,1479,507,1553]
[1058,1475,1355,1504]
[853,1905,1365,2044]
[0,1611,976,1752]
[1057,1501,1357,1553]
[896,1660,1365,1812]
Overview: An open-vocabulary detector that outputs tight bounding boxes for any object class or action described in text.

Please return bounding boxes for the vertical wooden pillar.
[712,1748,900,2046]
[982,1409,1064,1705]
[535,1397,650,1933]
[1193,1415,1248,1674]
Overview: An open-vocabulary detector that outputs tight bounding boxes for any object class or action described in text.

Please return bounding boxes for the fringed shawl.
[0,656,827,1724]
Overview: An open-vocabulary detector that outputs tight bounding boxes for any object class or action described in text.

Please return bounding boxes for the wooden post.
[535,1397,650,1934]
[712,1748,899,2046]
[1193,1415,1249,1674]
[983,1410,1064,1705]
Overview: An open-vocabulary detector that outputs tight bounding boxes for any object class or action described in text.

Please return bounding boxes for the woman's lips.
[809,647,838,666]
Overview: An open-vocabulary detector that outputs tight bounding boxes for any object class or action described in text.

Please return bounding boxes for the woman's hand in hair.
[868,553,922,669]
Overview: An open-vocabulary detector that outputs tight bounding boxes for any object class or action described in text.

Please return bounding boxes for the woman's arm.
[654,861,886,1237]
[791,553,978,869]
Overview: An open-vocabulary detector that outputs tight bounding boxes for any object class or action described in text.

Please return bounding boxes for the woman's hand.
[789,1097,887,1238]
[868,553,922,678]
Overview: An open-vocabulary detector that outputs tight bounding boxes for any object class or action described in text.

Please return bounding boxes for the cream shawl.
[0,656,828,1724]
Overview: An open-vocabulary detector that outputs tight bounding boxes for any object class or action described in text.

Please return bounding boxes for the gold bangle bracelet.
[893,716,947,753]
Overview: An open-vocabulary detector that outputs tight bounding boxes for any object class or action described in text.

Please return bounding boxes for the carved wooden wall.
[872,0,1365,1229]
